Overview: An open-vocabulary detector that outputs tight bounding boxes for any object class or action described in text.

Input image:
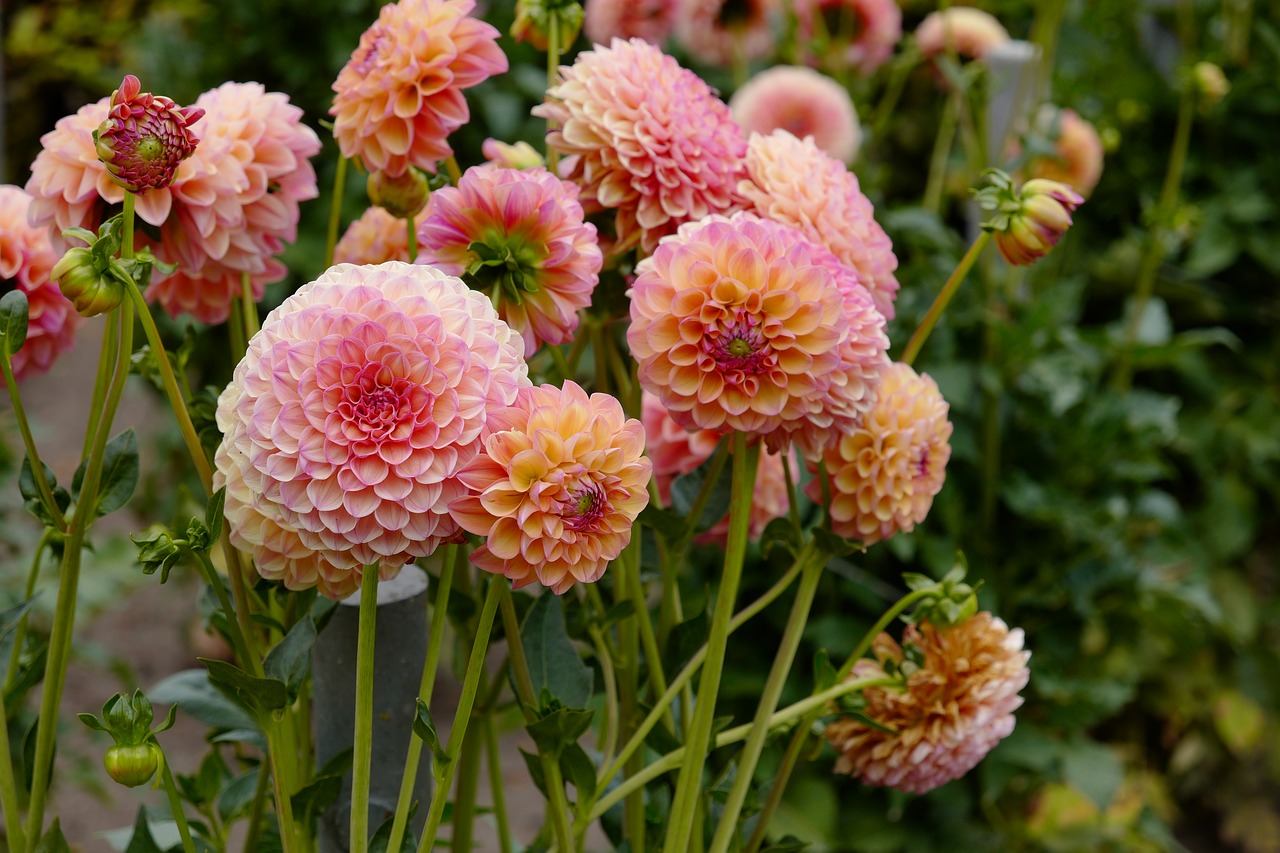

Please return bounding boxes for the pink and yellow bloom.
[1020,106,1104,198]
[915,6,1009,60]
[796,0,902,76]
[825,612,1030,794]
[331,0,507,177]
[416,165,602,356]
[991,178,1084,267]
[674,0,778,67]
[482,138,545,170]
[335,206,428,265]
[535,38,747,255]
[583,0,677,46]
[730,66,862,165]
[94,75,204,195]
[214,261,529,599]
[450,381,651,594]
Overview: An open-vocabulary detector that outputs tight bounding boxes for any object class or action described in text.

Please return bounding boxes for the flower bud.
[104,742,163,788]
[1191,61,1229,111]
[511,0,583,52]
[94,74,204,194]
[367,167,432,219]
[481,138,545,170]
[50,247,126,317]
[976,171,1084,267]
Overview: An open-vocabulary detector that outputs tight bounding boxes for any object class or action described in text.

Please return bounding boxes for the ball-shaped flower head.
[94,75,204,195]
[0,185,82,383]
[730,66,862,165]
[214,261,529,600]
[642,392,795,544]
[416,165,602,357]
[808,362,951,545]
[674,0,778,67]
[1020,106,1104,198]
[795,0,902,76]
[147,82,322,324]
[331,0,508,177]
[824,612,1030,794]
[584,0,677,46]
[534,38,748,256]
[450,381,652,594]
[335,206,429,265]
[739,130,899,319]
[915,6,1009,61]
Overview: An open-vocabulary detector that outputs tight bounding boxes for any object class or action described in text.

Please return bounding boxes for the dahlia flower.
[482,138,544,170]
[825,612,1030,794]
[915,6,1009,60]
[740,130,899,319]
[989,178,1084,267]
[730,66,862,165]
[331,0,507,177]
[628,212,887,457]
[335,206,428,265]
[674,0,778,67]
[583,0,677,46]
[416,165,602,356]
[94,75,204,194]
[0,185,80,383]
[214,261,529,599]
[795,0,902,76]
[809,362,951,545]
[642,392,794,543]
[535,38,748,255]
[450,381,651,594]
[1020,106,1104,198]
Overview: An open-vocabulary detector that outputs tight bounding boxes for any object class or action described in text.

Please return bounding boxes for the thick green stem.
[242,756,271,853]
[193,551,253,678]
[588,624,619,769]
[901,231,992,366]
[240,272,259,341]
[450,725,484,853]
[0,676,24,853]
[228,300,248,363]
[546,17,561,171]
[5,531,50,693]
[350,565,381,853]
[81,320,115,459]
[663,433,760,853]
[0,355,65,530]
[483,716,514,853]
[160,757,199,853]
[324,155,348,268]
[264,722,301,853]
[406,216,419,263]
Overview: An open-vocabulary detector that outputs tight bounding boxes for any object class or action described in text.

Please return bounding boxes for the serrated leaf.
[263,616,316,701]
[201,658,289,714]
[150,670,262,736]
[34,818,72,853]
[519,749,549,799]
[217,768,261,822]
[413,700,448,766]
[96,429,140,516]
[124,806,165,853]
[521,593,592,712]
[0,289,30,357]
[526,707,595,757]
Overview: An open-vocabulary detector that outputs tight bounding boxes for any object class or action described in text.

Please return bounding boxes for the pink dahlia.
[795,0,902,76]
[94,75,204,194]
[642,392,795,543]
[0,185,81,383]
[740,130,899,319]
[417,165,602,356]
[808,362,951,545]
[583,0,677,46]
[674,0,778,66]
[214,261,529,599]
[335,206,429,265]
[535,38,748,255]
[825,612,1030,794]
[915,6,1009,60]
[628,212,886,457]
[146,82,321,324]
[1020,106,1104,198]
[730,66,862,165]
[331,0,507,177]
[450,381,652,594]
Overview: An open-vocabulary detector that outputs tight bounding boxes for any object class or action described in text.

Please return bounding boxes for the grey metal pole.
[313,566,433,852]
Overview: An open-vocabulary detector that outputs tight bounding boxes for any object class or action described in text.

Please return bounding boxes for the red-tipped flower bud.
[94,75,204,194]
[976,171,1084,267]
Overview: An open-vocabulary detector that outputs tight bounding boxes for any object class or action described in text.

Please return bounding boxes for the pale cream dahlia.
[730,66,862,165]
[809,362,951,545]
[450,381,651,594]
[331,0,507,177]
[825,612,1030,794]
[583,0,677,46]
[535,38,748,255]
[739,130,899,319]
[915,6,1009,60]
[674,0,778,67]
[795,0,902,75]
[1020,106,1104,198]
[214,261,529,599]
[335,206,429,265]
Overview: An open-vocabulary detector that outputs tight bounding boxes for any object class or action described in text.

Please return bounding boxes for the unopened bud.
[511,0,583,52]
[367,167,432,219]
[94,75,203,194]
[50,247,126,317]
[975,172,1084,267]
[1191,61,1229,111]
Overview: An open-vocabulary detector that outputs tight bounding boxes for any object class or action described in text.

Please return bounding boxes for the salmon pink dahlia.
[331,0,507,177]
[583,0,677,46]
[417,165,602,356]
[740,130,899,319]
[0,185,81,383]
[214,261,529,599]
[94,75,204,194]
[535,38,748,255]
[796,0,902,76]
[809,362,951,545]
[674,0,778,67]
[915,6,1009,60]
[730,66,862,165]
[335,207,427,265]
[825,612,1030,794]
[450,381,651,594]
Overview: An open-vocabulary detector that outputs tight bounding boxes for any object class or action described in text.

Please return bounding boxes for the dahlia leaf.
[521,592,593,711]
[263,615,316,701]
[0,289,29,357]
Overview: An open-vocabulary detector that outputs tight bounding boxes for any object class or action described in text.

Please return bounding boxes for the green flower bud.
[50,247,126,318]
[104,742,163,788]
[367,167,432,219]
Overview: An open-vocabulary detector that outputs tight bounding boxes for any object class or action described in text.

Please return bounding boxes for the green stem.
[663,433,760,853]
[546,16,561,171]
[240,272,259,341]
[350,565,381,853]
[546,342,573,383]
[0,355,65,530]
[871,51,920,141]
[668,437,730,571]
[0,675,25,853]
[228,300,248,363]
[193,551,253,676]
[406,216,419,263]
[123,193,136,258]
[81,319,114,459]
[625,541,668,707]
[5,531,50,693]
[416,577,502,853]
[324,155,348,269]
[450,724,484,853]
[923,95,959,214]
[242,756,271,853]
[900,230,992,366]
[264,722,301,853]
[613,546,644,852]
[443,156,463,185]
[483,715,514,853]
[588,624,619,768]
[979,264,1001,534]
[160,756,199,853]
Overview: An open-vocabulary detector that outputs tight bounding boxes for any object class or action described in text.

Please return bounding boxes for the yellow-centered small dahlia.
[810,362,951,545]
[825,612,1030,794]
[450,381,652,594]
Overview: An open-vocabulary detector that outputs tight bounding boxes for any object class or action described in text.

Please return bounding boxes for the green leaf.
[96,429,140,516]
[812,649,836,693]
[205,487,227,543]
[291,775,343,826]
[33,817,73,853]
[519,749,549,799]
[217,768,261,822]
[263,616,316,701]
[18,457,70,525]
[811,528,858,559]
[1060,739,1123,810]
[526,707,595,757]
[124,806,165,853]
[559,742,597,801]
[413,700,448,766]
[0,289,30,357]
[150,669,262,736]
[670,446,732,532]
[0,595,39,643]
[638,505,687,539]
[521,593,592,712]
[370,807,419,853]
[201,658,289,714]
[761,836,809,852]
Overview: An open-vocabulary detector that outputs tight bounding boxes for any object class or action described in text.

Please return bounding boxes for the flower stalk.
[350,565,381,853]
[901,230,991,366]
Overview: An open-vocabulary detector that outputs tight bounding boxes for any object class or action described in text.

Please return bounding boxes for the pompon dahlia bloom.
[214,262,529,599]
[94,75,204,194]
[417,165,602,356]
[1020,106,1104,198]
[915,6,1009,60]
[808,362,951,545]
[628,212,887,457]
[335,206,428,265]
[796,0,902,76]
[674,0,778,67]
[147,82,321,324]
[642,392,794,543]
[824,612,1030,794]
[740,130,899,319]
[583,0,677,46]
[730,66,862,165]
[535,38,748,255]
[450,381,651,594]
[331,0,507,177]
[0,185,81,383]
